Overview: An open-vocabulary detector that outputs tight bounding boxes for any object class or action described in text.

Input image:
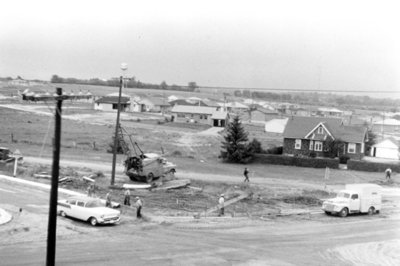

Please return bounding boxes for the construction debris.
[152,179,190,191]
[122,183,152,190]
[195,191,251,218]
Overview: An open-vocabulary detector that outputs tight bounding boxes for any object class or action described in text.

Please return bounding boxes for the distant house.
[318,107,343,117]
[139,97,171,113]
[169,99,208,107]
[170,105,228,127]
[248,108,280,124]
[372,118,400,134]
[370,138,399,160]
[288,107,309,117]
[282,116,367,159]
[219,102,249,113]
[94,95,130,112]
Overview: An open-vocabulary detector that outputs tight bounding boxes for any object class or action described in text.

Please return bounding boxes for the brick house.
[282,116,368,159]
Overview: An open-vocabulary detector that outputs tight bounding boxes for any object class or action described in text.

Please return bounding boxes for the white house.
[370,139,399,160]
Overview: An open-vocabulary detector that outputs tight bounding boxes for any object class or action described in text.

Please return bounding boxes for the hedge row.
[347,160,400,172]
[253,154,339,169]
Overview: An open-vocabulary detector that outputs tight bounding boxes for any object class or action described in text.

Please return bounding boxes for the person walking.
[105,191,112,208]
[243,167,250,182]
[385,168,392,180]
[135,196,143,218]
[218,194,225,216]
[124,189,131,206]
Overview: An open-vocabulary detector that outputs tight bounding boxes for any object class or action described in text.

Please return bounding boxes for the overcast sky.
[1,0,399,93]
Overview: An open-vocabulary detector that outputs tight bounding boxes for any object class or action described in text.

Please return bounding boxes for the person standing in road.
[105,191,112,208]
[385,168,392,180]
[243,167,250,182]
[218,194,225,216]
[135,196,143,218]
[124,189,131,206]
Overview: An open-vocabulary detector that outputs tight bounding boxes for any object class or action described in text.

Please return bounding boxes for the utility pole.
[46,87,62,266]
[21,88,92,266]
[111,76,123,185]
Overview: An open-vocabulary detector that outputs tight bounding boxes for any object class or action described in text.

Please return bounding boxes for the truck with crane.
[116,126,176,183]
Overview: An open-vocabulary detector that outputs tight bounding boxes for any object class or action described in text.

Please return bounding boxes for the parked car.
[322,184,382,217]
[58,196,121,226]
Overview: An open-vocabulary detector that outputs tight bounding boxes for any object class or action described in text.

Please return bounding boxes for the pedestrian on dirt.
[105,191,112,208]
[243,167,250,182]
[385,168,392,180]
[124,189,131,206]
[135,196,143,218]
[218,194,225,216]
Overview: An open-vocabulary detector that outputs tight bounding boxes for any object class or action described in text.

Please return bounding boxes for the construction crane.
[117,126,176,183]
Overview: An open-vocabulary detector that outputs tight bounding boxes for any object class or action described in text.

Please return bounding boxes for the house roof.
[95,96,130,104]
[265,118,288,134]
[254,107,279,114]
[211,110,228,120]
[283,116,366,143]
[140,97,170,106]
[171,105,217,114]
[372,138,399,149]
[169,99,208,106]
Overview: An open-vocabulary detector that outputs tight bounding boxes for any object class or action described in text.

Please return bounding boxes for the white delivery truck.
[322,183,382,217]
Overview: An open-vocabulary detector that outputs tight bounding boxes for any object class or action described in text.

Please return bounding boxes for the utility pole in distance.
[111,76,123,185]
[111,63,128,186]
[21,88,92,266]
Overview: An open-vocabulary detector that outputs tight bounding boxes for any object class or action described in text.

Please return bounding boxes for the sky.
[0,0,399,94]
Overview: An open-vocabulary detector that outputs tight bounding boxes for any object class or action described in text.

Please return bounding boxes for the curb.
[0,208,13,225]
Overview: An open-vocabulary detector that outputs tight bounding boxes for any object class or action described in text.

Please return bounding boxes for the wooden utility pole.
[21,88,92,266]
[111,76,123,185]
[46,87,63,266]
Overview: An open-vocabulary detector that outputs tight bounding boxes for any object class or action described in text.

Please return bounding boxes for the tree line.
[50,75,199,92]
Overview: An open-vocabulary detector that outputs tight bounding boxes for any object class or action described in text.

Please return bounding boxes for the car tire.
[146,173,154,183]
[339,208,348,218]
[89,217,98,226]
[60,211,66,217]
[368,207,375,215]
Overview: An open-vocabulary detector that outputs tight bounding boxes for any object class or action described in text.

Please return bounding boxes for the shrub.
[347,160,400,172]
[339,155,350,164]
[253,154,339,169]
[264,146,283,155]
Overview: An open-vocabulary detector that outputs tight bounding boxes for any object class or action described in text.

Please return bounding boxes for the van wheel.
[368,207,375,215]
[60,211,66,217]
[89,217,98,226]
[339,208,348,217]
[146,173,154,183]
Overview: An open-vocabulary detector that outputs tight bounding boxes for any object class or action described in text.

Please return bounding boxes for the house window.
[177,113,185,118]
[200,115,203,119]
[315,141,323,151]
[348,143,356,154]
[309,141,314,150]
[317,126,323,134]
[295,139,302,149]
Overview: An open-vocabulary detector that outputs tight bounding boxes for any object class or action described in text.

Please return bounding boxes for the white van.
[322,184,382,217]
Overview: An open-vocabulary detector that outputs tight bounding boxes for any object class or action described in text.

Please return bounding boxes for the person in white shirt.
[218,194,225,216]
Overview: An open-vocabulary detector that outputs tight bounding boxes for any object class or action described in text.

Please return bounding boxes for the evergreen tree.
[220,116,251,163]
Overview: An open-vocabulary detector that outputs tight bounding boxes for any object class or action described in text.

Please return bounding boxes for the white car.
[58,196,121,226]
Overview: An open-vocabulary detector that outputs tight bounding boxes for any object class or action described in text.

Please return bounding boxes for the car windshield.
[337,192,350,198]
[85,199,103,208]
